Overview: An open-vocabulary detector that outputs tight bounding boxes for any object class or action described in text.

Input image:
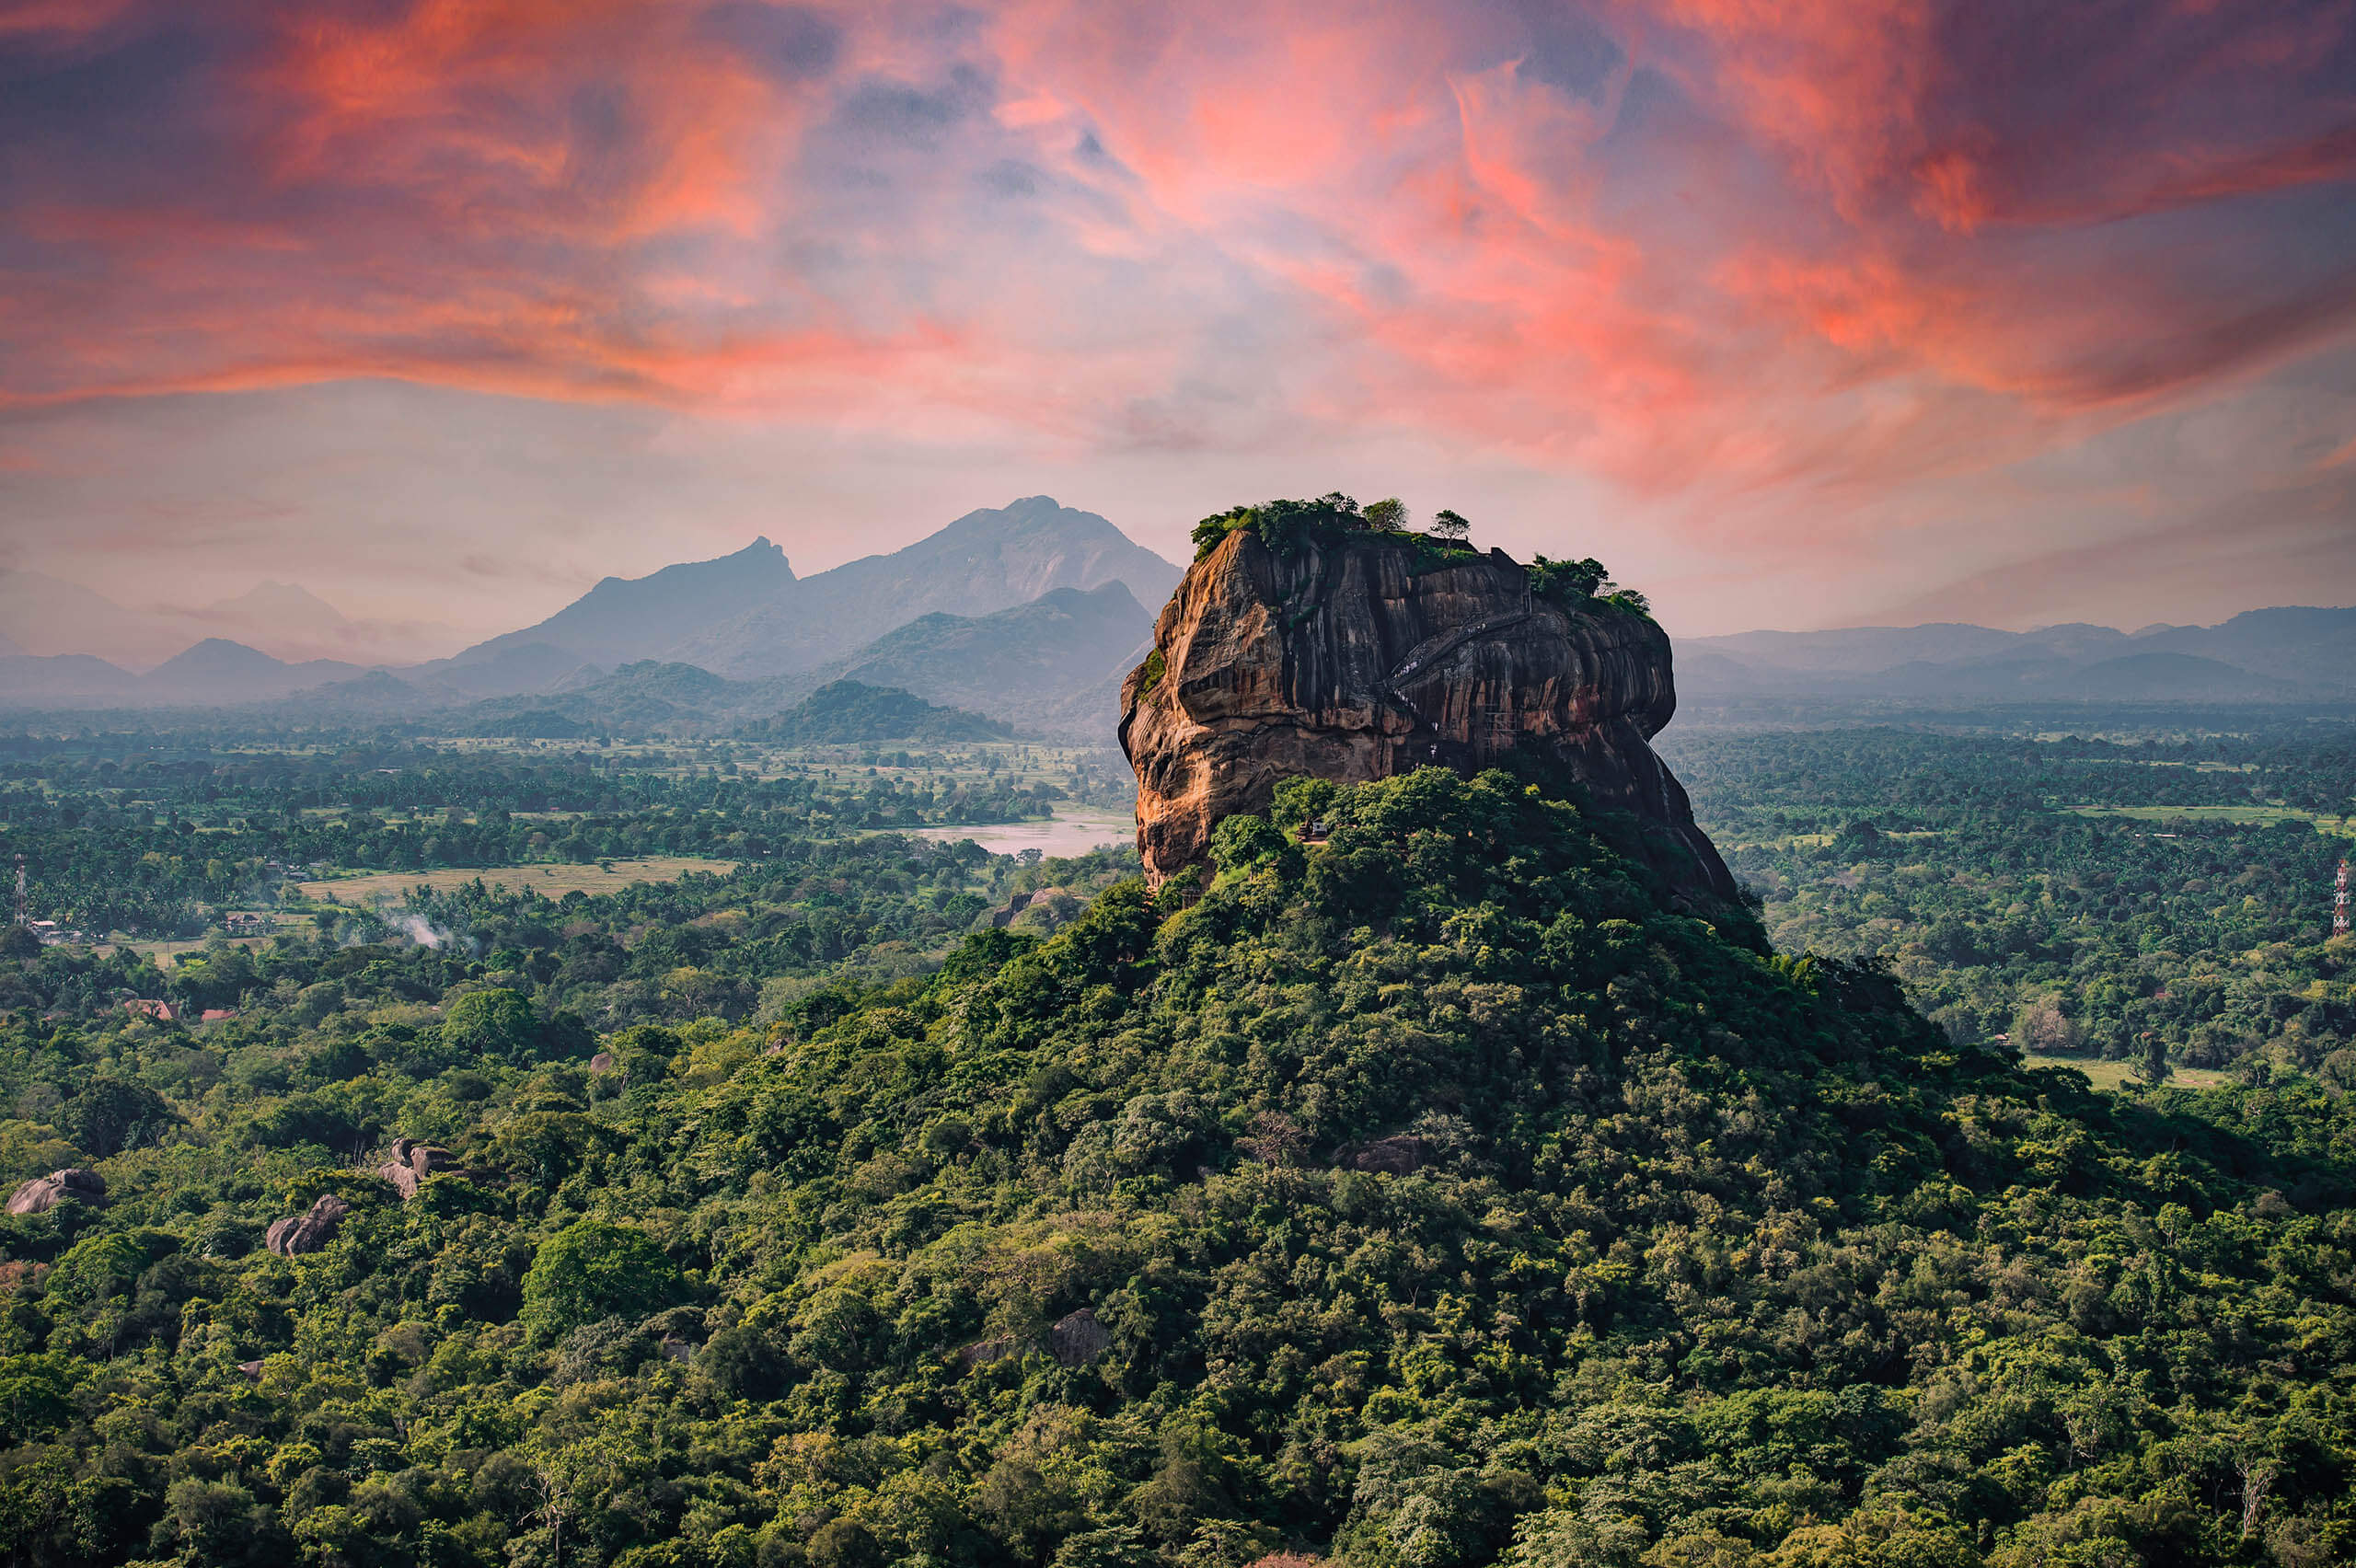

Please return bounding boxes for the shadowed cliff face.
[1119,530,1740,906]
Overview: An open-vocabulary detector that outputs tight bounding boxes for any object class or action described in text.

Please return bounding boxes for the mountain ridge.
[667,495,1182,679]
[1683,604,2356,700]
[453,536,797,671]
[803,580,1154,737]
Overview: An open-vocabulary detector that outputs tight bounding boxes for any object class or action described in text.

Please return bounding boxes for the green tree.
[443,986,538,1062]
[62,1075,175,1159]
[519,1219,687,1343]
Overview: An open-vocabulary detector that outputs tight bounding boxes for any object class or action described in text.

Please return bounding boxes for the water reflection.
[909,812,1137,859]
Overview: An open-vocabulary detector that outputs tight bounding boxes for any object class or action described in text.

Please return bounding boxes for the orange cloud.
[1,0,2351,559]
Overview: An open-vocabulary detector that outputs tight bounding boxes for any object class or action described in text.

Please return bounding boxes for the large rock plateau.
[1118,530,1738,905]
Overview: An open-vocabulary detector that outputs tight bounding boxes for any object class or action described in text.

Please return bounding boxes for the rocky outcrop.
[376,1137,457,1201]
[980,885,1084,933]
[1118,530,1738,905]
[1046,1308,1113,1366]
[1349,1136,1431,1176]
[265,1194,350,1256]
[6,1168,106,1215]
[957,1308,1114,1371]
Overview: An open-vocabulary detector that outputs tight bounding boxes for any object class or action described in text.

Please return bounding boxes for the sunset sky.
[2,0,2352,660]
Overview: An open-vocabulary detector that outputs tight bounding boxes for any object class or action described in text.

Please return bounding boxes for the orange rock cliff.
[1117,527,1740,907]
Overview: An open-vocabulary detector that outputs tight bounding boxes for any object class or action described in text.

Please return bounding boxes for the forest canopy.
[3,763,2351,1568]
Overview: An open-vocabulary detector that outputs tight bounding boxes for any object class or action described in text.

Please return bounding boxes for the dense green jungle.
[2,713,2353,1568]
[1656,724,2356,1080]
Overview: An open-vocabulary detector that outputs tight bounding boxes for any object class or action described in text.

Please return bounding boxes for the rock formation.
[265,1194,350,1256]
[1119,529,1738,905]
[1046,1308,1113,1366]
[957,1308,1114,1372]
[981,885,1084,933]
[376,1137,457,1201]
[6,1167,107,1215]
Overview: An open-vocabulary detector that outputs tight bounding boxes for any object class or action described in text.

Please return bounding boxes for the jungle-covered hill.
[3,768,2354,1568]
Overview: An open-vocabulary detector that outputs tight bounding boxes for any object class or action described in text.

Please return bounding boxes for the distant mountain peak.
[663,497,1181,681]
[152,637,289,675]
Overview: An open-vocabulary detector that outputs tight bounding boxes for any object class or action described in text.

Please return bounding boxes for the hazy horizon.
[6,499,2352,673]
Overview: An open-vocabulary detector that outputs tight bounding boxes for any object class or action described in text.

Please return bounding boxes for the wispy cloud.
[1,0,2350,633]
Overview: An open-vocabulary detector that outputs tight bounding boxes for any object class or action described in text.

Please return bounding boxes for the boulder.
[377,1138,456,1201]
[1349,1135,1431,1176]
[6,1168,107,1215]
[958,1334,1019,1368]
[396,1137,457,1176]
[1048,1309,1113,1366]
[1119,529,1738,906]
[987,886,1084,932]
[956,1309,1114,1370]
[983,888,1037,928]
[265,1194,350,1256]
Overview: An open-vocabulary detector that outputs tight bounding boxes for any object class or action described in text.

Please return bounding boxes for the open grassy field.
[297,856,739,905]
[127,927,314,970]
[2024,1053,2229,1091]
[2062,804,2356,835]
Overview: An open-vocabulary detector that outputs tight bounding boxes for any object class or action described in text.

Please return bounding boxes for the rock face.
[6,1168,107,1215]
[1047,1309,1113,1366]
[265,1194,350,1256]
[1119,531,1738,905]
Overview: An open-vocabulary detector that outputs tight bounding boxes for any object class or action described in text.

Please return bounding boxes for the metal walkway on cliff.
[1380,602,1537,742]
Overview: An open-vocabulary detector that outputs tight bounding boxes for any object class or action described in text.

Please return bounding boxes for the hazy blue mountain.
[1680,605,2356,702]
[739,681,1013,745]
[456,537,796,670]
[447,661,748,738]
[2135,606,2356,691]
[0,653,141,705]
[1684,622,2026,674]
[808,581,1154,737]
[2056,651,2295,701]
[139,639,368,702]
[202,581,354,648]
[0,638,375,710]
[404,641,603,699]
[669,496,1181,679]
[426,499,1177,694]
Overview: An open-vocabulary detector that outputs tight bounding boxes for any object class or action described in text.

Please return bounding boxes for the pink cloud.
[0,0,2350,573]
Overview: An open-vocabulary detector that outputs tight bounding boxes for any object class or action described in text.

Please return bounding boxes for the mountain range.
[2,496,2350,733]
[438,494,1177,681]
[0,497,1175,733]
[1681,607,2356,703]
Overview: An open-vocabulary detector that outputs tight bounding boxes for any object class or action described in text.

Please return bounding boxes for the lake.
[911,810,1138,859]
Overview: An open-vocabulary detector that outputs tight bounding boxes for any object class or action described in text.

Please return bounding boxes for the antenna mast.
[2338,858,2350,938]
